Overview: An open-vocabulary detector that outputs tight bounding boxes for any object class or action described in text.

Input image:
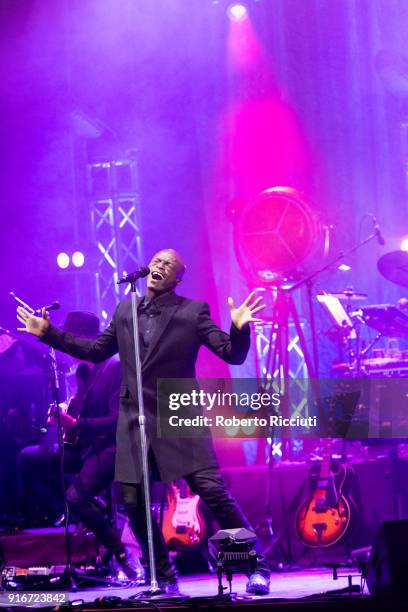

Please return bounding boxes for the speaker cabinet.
[367,520,408,599]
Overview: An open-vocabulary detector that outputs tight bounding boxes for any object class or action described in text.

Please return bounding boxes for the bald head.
[156,249,186,280]
[146,249,186,297]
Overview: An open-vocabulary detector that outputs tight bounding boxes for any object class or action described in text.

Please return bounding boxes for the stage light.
[225,422,240,437]
[241,422,257,435]
[338,263,351,271]
[227,3,248,21]
[234,187,318,285]
[400,237,408,252]
[57,252,70,269]
[72,251,85,268]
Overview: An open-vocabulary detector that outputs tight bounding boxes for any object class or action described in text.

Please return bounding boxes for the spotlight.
[234,187,318,286]
[227,3,248,21]
[400,237,408,252]
[57,252,70,269]
[338,263,351,271]
[225,423,240,437]
[72,251,85,268]
[241,422,256,435]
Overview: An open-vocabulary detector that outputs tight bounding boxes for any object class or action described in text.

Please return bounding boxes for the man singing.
[17,248,270,595]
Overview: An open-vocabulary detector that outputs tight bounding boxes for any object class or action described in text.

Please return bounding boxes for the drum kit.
[323,250,408,376]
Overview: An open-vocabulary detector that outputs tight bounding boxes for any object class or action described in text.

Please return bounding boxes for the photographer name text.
[167,414,318,428]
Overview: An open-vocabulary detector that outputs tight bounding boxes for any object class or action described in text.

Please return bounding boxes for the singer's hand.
[16,306,50,337]
[228,292,266,330]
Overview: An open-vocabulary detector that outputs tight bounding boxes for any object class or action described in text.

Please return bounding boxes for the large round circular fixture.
[234,186,318,285]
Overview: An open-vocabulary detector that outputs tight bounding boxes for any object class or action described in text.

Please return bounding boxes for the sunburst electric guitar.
[295,442,356,547]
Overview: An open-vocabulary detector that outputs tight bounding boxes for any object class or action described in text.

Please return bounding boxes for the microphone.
[373,216,386,246]
[35,301,60,315]
[117,266,150,285]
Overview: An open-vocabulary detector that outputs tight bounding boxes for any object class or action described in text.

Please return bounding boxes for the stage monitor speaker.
[367,520,408,599]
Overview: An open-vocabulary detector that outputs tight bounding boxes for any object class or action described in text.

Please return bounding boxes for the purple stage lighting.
[57,252,70,269]
[72,251,85,268]
[227,3,248,21]
[400,238,408,252]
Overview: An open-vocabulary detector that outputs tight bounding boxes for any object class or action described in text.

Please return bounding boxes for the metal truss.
[254,317,310,462]
[254,319,310,417]
[88,160,143,322]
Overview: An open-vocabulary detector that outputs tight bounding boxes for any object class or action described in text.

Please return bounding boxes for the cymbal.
[378,250,408,288]
[329,289,368,300]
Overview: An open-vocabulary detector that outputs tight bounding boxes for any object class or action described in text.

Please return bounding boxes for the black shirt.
[138,291,175,357]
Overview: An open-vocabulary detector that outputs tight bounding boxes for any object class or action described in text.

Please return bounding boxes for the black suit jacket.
[42,293,250,483]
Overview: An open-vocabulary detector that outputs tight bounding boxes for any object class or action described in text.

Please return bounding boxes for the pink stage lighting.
[227,3,248,21]
[72,251,85,268]
[400,237,408,252]
[57,252,70,269]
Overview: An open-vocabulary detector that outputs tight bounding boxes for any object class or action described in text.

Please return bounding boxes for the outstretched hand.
[228,291,266,330]
[16,306,50,337]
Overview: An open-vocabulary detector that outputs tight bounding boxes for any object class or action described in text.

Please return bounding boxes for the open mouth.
[151,271,164,281]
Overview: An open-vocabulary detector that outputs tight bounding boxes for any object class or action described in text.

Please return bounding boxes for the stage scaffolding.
[253,291,310,460]
[87,159,144,322]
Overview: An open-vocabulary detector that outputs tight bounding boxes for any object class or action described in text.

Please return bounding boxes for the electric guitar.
[48,362,92,446]
[48,398,81,446]
[295,441,357,547]
[162,480,206,550]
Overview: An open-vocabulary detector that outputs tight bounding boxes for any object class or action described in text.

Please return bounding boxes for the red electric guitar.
[162,480,206,551]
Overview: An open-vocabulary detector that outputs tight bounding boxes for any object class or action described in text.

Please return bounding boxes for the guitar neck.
[174,479,188,499]
[319,440,333,481]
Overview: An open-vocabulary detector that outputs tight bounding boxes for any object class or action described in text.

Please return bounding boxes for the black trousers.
[120,461,270,580]
[19,444,124,557]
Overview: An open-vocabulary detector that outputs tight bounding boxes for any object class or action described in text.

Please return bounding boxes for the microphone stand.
[289,229,382,376]
[48,347,77,591]
[10,292,76,590]
[126,277,162,595]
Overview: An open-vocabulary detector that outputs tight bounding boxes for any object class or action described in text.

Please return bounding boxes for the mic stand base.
[63,566,78,592]
[133,586,167,598]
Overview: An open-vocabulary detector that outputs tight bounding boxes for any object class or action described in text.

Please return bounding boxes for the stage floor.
[66,567,369,607]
